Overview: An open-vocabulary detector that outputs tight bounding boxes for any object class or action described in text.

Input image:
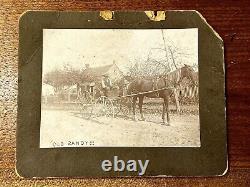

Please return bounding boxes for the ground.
[40,103,200,148]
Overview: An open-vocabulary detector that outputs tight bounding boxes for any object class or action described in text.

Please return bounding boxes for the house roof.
[83,64,114,77]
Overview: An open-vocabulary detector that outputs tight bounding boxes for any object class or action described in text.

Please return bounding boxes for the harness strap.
[152,78,160,97]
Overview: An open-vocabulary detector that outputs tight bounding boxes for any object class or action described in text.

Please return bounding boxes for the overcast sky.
[43,29,198,75]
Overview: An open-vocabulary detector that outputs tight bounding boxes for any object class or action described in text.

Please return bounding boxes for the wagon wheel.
[112,98,121,116]
[93,96,114,118]
[114,97,132,117]
[120,99,132,117]
[77,92,94,119]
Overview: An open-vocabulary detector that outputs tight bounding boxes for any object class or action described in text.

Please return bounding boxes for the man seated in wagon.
[101,74,112,97]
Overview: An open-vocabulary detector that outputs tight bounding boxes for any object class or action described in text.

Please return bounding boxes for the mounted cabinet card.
[17,11,227,177]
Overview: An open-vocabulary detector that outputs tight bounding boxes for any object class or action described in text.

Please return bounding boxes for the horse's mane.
[165,68,182,83]
[166,67,181,76]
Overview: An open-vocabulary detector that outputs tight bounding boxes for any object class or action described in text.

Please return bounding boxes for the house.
[42,83,55,97]
[42,83,55,104]
[82,62,124,83]
[78,62,124,97]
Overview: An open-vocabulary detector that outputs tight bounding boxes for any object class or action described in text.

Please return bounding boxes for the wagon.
[76,86,132,120]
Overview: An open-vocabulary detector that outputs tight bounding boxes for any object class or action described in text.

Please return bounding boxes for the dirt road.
[40,109,200,147]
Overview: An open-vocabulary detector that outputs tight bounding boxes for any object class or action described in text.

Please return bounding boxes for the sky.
[43,29,198,75]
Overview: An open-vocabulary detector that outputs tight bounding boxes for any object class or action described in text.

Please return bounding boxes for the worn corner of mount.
[100,11,114,20]
[145,11,166,21]
[193,10,223,42]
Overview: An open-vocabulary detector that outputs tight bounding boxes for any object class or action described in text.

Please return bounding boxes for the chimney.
[85,64,90,69]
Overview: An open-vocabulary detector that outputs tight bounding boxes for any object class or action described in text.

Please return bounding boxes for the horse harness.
[152,77,161,97]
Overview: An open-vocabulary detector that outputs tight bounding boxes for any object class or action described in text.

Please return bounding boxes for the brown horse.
[127,64,196,125]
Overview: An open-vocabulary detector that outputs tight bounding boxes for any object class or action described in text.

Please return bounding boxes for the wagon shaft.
[122,86,175,97]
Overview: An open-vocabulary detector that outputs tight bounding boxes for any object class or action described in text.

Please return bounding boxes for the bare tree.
[43,65,82,91]
[126,30,194,79]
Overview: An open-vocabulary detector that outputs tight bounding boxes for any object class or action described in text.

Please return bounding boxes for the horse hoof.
[162,122,170,126]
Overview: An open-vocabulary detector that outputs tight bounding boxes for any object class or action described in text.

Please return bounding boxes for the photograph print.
[40,29,199,148]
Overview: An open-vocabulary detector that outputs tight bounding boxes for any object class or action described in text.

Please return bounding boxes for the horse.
[127,64,196,125]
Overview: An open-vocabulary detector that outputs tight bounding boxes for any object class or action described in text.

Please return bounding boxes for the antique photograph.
[40,29,199,148]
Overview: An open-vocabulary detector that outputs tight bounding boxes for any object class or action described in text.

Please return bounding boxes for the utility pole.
[161,29,178,69]
[161,29,180,113]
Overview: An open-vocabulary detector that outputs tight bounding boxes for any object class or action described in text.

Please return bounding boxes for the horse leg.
[166,97,170,125]
[132,96,137,121]
[162,99,166,125]
[174,88,180,114]
[138,96,145,121]
[162,97,170,126]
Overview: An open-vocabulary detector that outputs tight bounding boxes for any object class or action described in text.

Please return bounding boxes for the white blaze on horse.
[127,65,196,125]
